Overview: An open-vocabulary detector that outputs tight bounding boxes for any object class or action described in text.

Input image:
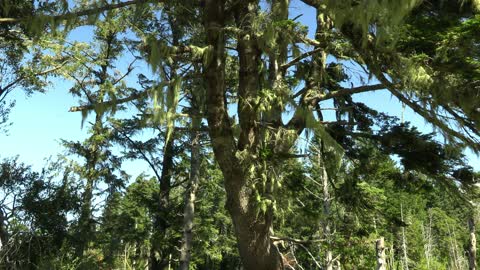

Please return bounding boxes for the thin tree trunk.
[389,244,395,270]
[422,210,433,269]
[376,237,387,270]
[178,105,202,270]
[449,222,466,269]
[319,150,333,270]
[401,204,409,270]
[151,12,180,269]
[0,207,8,254]
[447,222,458,269]
[77,176,94,256]
[469,217,477,270]
[76,114,103,257]
[75,30,118,257]
[313,7,334,270]
[150,128,175,270]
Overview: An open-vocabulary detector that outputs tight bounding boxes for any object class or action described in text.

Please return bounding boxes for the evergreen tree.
[0,1,479,269]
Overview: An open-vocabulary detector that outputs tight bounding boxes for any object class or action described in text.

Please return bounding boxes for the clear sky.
[0,1,478,179]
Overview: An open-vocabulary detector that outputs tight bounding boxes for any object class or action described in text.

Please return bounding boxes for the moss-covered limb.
[270,235,325,244]
[143,41,212,66]
[203,0,236,174]
[0,0,153,24]
[390,87,480,151]
[285,7,333,138]
[375,71,480,152]
[0,60,68,103]
[264,0,290,128]
[68,80,164,114]
[281,47,323,72]
[442,106,480,139]
[292,83,387,102]
[318,83,386,100]
[235,1,262,151]
[356,35,480,148]
[338,20,480,153]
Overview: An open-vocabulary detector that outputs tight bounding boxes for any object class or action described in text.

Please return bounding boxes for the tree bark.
[0,207,8,252]
[312,9,335,270]
[76,114,103,257]
[151,11,181,269]
[74,30,118,258]
[150,119,176,270]
[319,150,333,270]
[401,204,409,270]
[469,217,477,270]
[376,237,387,270]
[178,105,202,270]
[203,1,283,269]
[267,0,290,126]
[422,210,433,269]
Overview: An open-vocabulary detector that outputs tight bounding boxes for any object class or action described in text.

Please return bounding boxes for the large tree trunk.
[469,217,477,270]
[267,0,289,126]
[203,1,283,269]
[178,105,202,270]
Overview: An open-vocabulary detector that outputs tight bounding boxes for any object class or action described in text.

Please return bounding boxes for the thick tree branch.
[442,105,480,139]
[339,24,480,151]
[390,87,480,149]
[0,0,154,24]
[298,0,321,8]
[286,83,385,134]
[69,90,148,112]
[281,47,323,71]
[376,73,480,151]
[315,83,386,101]
[0,61,68,103]
[270,235,324,244]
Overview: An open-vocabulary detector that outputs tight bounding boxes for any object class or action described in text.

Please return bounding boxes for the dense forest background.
[1,0,480,269]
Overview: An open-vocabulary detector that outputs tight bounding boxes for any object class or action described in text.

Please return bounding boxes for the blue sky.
[0,1,478,178]
[0,24,154,177]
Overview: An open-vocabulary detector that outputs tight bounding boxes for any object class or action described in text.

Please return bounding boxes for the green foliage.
[1,1,480,269]
[325,0,422,46]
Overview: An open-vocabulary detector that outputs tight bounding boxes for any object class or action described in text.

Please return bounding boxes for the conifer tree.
[1,1,480,269]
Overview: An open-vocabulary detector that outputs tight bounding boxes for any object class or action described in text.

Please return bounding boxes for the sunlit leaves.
[325,0,422,46]
[396,55,433,91]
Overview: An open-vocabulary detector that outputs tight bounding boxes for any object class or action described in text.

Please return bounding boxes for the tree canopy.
[0,0,479,269]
